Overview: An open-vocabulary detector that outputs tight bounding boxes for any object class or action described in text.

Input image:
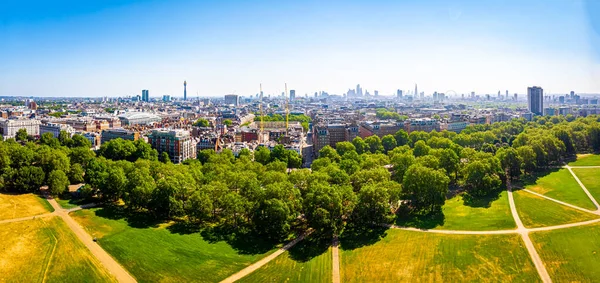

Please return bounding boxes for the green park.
[1,115,600,282]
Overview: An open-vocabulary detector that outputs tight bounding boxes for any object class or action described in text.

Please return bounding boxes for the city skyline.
[1,0,599,97]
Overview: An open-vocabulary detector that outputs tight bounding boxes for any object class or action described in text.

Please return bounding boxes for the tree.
[286,150,302,168]
[412,140,431,157]
[351,183,394,226]
[72,134,92,148]
[15,129,28,142]
[335,141,356,157]
[438,148,460,180]
[238,148,252,158]
[58,130,73,147]
[381,135,397,152]
[48,170,69,196]
[186,189,213,223]
[461,160,502,197]
[223,119,233,126]
[270,144,288,163]
[350,167,390,191]
[352,137,368,155]
[391,152,415,183]
[69,147,96,168]
[39,132,60,148]
[198,149,216,164]
[394,130,409,147]
[100,166,127,202]
[402,165,449,213]
[304,182,353,235]
[193,118,210,127]
[254,146,271,165]
[10,166,45,192]
[517,146,537,174]
[159,152,170,163]
[496,147,522,180]
[68,163,85,184]
[319,146,340,162]
[364,135,384,154]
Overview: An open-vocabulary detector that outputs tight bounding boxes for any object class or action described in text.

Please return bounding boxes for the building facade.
[224,94,239,106]
[149,129,196,164]
[527,86,544,115]
[101,128,140,144]
[0,119,41,139]
[40,123,75,138]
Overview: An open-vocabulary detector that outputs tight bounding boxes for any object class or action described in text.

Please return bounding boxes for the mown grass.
[531,222,600,281]
[0,217,115,282]
[237,236,332,283]
[568,154,600,166]
[396,191,515,231]
[525,169,596,210]
[71,207,277,283]
[513,190,599,228]
[572,168,600,205]
[0,193,53,220]
[339,228,540,282]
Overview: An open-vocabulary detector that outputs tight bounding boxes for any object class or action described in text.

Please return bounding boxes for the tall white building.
[527,86,544,115]
[0,119,41,139]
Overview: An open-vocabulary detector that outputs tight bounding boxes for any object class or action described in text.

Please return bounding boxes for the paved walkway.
[44,196,137,283]
[522,189,599,215]
[332,237,340,283]
[219,230,313,283]
[565,165,600,210]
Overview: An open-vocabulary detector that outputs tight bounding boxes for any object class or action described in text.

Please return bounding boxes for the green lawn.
[569,154,600,166]
[71,208,277,283]
[572,168,600,205]
[396,191,515,231]
[525,169,596,210]
[531,222,600,281]
[237,236,332,283]
[55,197,94,209]
[513,190,599,228]
[340,228,540,282]
[0,217,115,282]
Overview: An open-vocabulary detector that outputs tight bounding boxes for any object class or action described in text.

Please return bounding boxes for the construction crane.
[259,84,264,143]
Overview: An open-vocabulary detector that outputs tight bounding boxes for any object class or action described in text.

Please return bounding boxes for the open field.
[396,191,515,231]
[569,154,600,166]
[525,169,596,210]
[340,228,540,282]
[71,207,276,282]
[237,236,332,283]
[0,193,53,220]
[0,216,115,282]
[531,222,600,281]
[572,168,600,204]
[513,190,599,228]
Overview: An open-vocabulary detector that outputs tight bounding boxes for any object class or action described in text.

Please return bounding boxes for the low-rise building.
[149,129,196,163]
[40,122,76,138]
[0,118,41,139]
[101,128,140,144]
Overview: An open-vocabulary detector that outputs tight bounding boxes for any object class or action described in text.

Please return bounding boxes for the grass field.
[340,228,540,282]
[513,190,599,228]
[396,191,515,231]
[237,236,332,283]
[531,222,600,281]
[569,154,600,166]
[525,169,596,210]
[0,193,53,220]
[572,168,600,205]
[0,217,115,282]
[71,207,277,282]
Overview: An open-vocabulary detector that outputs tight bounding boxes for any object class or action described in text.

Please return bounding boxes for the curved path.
[44,196,137,283]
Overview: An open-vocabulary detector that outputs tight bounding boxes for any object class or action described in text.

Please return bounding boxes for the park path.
[332,237,340,283]
[0,212,55,225]
[219,230,313,283]
[522,189,599,215]
[43,196,137,283]
[565,165,600,210]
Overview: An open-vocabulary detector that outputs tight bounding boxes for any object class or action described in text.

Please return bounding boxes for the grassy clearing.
[569,154,600,166]
[531,222,600,281]
[513,190,599,228]
[525,169,596,210]
[0,193,53,220]
[0,217,115,282]
[396,191,515,231]
[572,168,600,204]
[339,228,540,282]
[237,236,332,283]
[71,207,277,282]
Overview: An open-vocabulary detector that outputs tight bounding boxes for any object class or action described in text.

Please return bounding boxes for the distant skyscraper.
[527,86,544,115]
[514,93,518,101]
[224,94,239,106]
[415,84,418,98]
[290,89,296,101]
[183,81,187,101]
[505,90,509,99]
[356,84,363,96]
[374,90,379,96]
[142,89,149,102]
[397,89,403,99]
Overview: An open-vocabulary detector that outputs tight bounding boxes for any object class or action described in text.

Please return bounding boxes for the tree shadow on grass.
[93,205,161,229]
[339,224,388,251]
[462,189,502,208]
[287,234,330,262]
[395,209,445,230]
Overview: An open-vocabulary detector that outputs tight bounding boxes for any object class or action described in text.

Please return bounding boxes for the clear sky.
[1,0,599,98]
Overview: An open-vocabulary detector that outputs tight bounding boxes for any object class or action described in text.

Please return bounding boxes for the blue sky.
[1,0,599,97]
